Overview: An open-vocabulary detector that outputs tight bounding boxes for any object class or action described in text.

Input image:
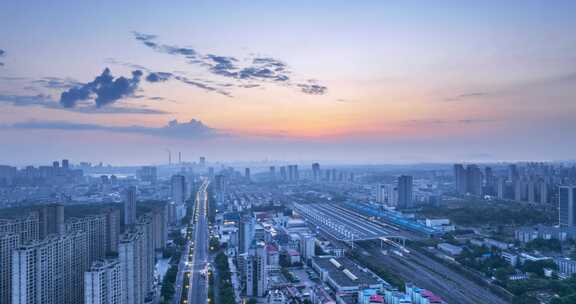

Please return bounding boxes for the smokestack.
[166,149,172,166]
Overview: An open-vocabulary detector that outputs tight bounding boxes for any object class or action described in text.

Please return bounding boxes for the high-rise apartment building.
[539,180,549,204]
[84,259,124,304]
[484,167,495,196]
[286,165,299,181]
[497,177,506,200]
[150,206,168,250]
[245,168,251,181]
[119,232,144,304]
[118,217,154,304]
[66,214,108,263]
[137,166,157,184]
[242,242,268,297]
[38,204,65,239]
[559,186,576,227]
[104,208,121,254]
[123,187,137,227]
[299,234,315,261]
[171,175,187,205]
[312,163,320,182]
[1,233,20,304]
[454,164,467,195]
[11,232,89,304]
[397,175,413,209]
[466,165,483,197]
[0,214,39,244]
[238,216,255,255]
[135,216,155,294]
[375,183,386,204]
[269,166,276,180]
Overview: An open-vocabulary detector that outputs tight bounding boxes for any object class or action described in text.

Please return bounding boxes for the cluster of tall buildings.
[559,186,576,227]
[268,163,355,184]
[454,164,483,197]
[0,159,83,187]
[453,163,576,204]
[226,212,317,299]
[0,191,170,304]
[375,175,414,209]
[136,166,157,184]
[267,165,299,182]
[169,175,188,225]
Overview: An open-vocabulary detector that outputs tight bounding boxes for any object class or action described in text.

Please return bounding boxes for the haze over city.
[3,2,576,304]
[2,1,576,165]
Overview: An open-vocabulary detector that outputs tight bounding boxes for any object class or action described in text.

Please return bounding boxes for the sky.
[1,1,575,165]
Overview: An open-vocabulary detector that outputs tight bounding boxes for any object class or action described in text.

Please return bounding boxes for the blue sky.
[1,1,575,165]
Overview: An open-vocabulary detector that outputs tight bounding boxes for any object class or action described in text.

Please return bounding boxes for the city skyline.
[1,1,576,164]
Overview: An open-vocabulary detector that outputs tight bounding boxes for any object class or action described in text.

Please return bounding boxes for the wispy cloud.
[133,32,198,59]
[7,119,222,139]
[406,118,497,125]
[444,71,576,103]
[0,93,168,114]
[444,92,488,102]
[105,58,233,96]
[33,77,82,89]
[132,32,328,95]
[143,71,231,96]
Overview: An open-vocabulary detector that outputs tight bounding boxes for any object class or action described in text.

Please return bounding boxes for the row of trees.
[160,264,178,304]
[214,252,236,304]
[420,204,555,226]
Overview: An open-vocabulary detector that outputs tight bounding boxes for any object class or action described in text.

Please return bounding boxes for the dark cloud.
[298,82,327,95]
[59,68,143,108]
[253,57,287,72]
[148,96,165,101]
[206,54,239,77]
[0,93,168,114]
[8,119,221,139]
[201,53,290,82]
[146,72,173,82]
[132,32,328,95]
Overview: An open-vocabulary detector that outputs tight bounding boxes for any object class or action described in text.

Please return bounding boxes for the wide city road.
[187,179,210,304]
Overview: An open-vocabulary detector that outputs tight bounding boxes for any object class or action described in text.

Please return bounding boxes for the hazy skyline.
[1,1,575,165]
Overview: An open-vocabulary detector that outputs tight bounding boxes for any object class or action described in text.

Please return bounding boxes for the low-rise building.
[501,251,518,267]
[437,243,463,256]
[311,257,383,294]
[515,225,576,243]
[555,258,576,279]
